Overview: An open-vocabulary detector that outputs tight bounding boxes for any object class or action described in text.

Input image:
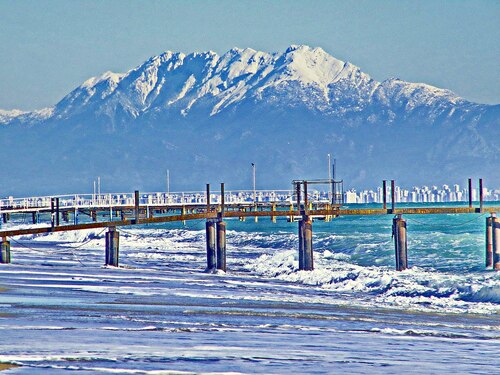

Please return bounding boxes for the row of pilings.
[1,181,499,271]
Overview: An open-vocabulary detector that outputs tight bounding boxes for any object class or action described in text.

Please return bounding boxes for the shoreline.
[0,364,19,371]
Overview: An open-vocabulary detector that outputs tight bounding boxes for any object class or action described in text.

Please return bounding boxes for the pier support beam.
[1,238,10,264]
[298,216,314,271]
[105,227,119,267]
[32,212,38,224]
[486,215,494,268]
[205,220,216,271]
[493,216,500,271]
[216,221,227,272]
[392,215,408,271]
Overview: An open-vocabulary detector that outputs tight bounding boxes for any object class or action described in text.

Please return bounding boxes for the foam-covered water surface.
[0,210,499,373]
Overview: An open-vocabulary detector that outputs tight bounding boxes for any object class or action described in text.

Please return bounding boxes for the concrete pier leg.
[205,220,216,271]
[392,215,408,271]
[216,221,227,272]
[486,216,494,268]
[493,217,500,271]
[1,213,7,224]
[32,212,37,224]
[1,238,11,264]
[105,227,119,267]
[271,204,277,223]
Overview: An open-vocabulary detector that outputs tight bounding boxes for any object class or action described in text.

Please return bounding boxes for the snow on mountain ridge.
[1,45,487,125]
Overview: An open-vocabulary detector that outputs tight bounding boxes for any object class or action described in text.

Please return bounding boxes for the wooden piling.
[468,178,473,208]
[391,180,395,212]
[216,221,227,272]
[1,237,10,264]
[105,227,119,267]
[51,198,55,227]
[56,197,60,226]
[298,219,304,270]
[205,220,216,271]
[392,215,408,271]
[134,190,140,223]
[302,216,314,271]
[479,179,483,212]
[493,216,500,271]
[271,204,277,223]
[486,216,494,268]
[383,180,387,209]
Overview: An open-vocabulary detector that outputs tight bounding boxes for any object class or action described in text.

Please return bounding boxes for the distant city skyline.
[0,0,498,110]
[344,183,500,204]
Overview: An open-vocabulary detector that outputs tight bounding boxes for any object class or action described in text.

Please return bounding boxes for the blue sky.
[0,0,498,110]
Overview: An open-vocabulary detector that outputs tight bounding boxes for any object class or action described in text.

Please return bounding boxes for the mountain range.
[1,45,498,196]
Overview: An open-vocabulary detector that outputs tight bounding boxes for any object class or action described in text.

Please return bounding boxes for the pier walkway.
[1,179,498,272]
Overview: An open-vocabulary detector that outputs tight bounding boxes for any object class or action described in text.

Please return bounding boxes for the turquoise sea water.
[0,203,498,373]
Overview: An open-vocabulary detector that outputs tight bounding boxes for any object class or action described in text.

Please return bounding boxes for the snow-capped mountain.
[1,46,498,196]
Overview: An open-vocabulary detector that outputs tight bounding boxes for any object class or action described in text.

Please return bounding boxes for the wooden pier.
[0,179,498,271]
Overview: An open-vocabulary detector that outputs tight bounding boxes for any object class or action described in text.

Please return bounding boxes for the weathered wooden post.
[383,180,387,209]
[298,218,304,269]
[468,178,473,208]
[392,215,408,271]
[391,180,395,212]
[296,181,314,271]
[56,197,60,226]
[206,220,216,271]
[1,237,11,264]
[205,184,216,271]
[216,221,226,271]
[134,190,140,223]
[479,179,483,212]
[486,215,494,268]
[50,198,55,228]
[302,215,314,271]
[105,227,119,267]
[216,183,227,271]
[493,216,500,271]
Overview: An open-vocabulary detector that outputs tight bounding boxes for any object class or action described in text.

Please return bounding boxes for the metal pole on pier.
[392,214,408,271]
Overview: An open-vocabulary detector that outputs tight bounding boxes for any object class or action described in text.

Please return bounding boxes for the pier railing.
[0,189,345,212]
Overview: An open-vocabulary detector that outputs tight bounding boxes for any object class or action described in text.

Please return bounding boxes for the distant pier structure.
[0,178,498,271]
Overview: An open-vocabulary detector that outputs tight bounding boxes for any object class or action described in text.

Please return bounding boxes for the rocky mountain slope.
[1,45,498,196]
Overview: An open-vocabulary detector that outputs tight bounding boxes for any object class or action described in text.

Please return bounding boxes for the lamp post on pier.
[252,163,256,203]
